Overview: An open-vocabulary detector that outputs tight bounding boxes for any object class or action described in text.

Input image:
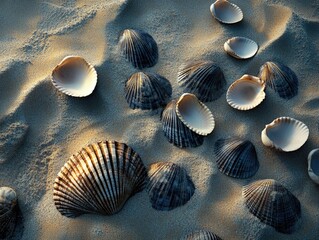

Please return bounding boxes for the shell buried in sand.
[308,149,319,184]
[0,187,18,239]
[224,37,258,59]
[210,0,243,24]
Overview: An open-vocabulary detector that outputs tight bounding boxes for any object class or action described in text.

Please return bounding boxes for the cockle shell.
[243,179,301,234]
[178,61,226,102]
[226,75,266,110]
[224,37,258,59]
[210,0,243,24]
[53,141,147,218]
[176,93,215,136]
[51,56,97,97]
[308,149,319,184]
[146,162,195,211]
[119,29,158,69]
[0,187,17,239]
[261,117,309,152]
[181,230,222,240]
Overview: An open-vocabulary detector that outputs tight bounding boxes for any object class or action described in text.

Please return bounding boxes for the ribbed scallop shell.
[125,72,172,110]
[51,56,97,97]
[146,162,195,211]
[224,37,258,59]
[181,230,222,240]
[0,187,17,239]
[243,179,301,233]
[261,117,309,152]
[308,149,319,184]
[161,100,204,148]
[258,61,298,99]
[226,75,266,110]
[53,141,147,218]
[176,93,215,136]
[214,137,259,179]
[178,61,226,102]
[119,29,158,69]
[210,0,243,24]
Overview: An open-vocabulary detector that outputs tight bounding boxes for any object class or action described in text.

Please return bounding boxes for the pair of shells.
[308,149,319,184]
[0,187,17,239]
[181,230,222,240]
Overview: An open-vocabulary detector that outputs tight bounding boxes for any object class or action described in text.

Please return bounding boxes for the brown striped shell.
[181,230,222,240]
[0,187,17,239]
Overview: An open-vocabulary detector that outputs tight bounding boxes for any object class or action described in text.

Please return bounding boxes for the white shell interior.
[224,37,258,59]
[308,149,319,184]
[210,0,243,24]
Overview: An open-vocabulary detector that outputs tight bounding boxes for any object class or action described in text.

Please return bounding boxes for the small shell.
[226,75,266,110]
[258,61,298,99]
[51,56,97,97]
[214,137,259,178]
[224,37,258,59]
[146,162,195,211]
[243,179,301,233]
[176,93,215,136]
[308,149,319,184]
[53,141,147,218]
[119,29,158,69]
[125,72,172,110]
[181,230,222,240]
[261,117,309,152]
[210,0,243,24]
[0,187,17,239]
[178,61,226,102]
[161,100,204,148]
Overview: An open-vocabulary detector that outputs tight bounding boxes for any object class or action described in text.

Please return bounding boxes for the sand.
[0,0,319,239]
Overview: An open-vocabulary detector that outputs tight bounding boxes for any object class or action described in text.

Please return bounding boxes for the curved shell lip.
[308,148,319,184]
[210,0,243,24]
[224,37,258,59]
[51,55,97,97]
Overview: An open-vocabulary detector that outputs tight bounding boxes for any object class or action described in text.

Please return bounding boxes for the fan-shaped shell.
[146,162,195,211]
[161,100,204,148]
[181,230,222,240]
[258,61,298,99]
[53,141,147,218]
[125,72,172,110]
[119,29,158,69]
[178,61,226,102]
[51,56,97,97]
[176,93,215,136]
[214,137,259,178]
[308,149,319,184]
[243,179,301,233]
[0,187,17,239]
[210,0,243,24]
[226,75,266,110]
[224,37,258,59]
[261,117,309,152]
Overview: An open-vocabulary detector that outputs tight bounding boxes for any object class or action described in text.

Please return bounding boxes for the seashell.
[178,61,226,102]
[161,100,204,148]
[258,61,298,99]
[51,56,97,97]
[308,149,319,184]
[224,37,258,59]
[0,187,17,239]
[176,93,215,136]
[214,137,259,178]
[226,75,266,110]
[125,72,172,110]
[210,0,243,24]
[146,162,195,211]
[261,117,309,152]
[181,230,222,240]
[243,179,301,233]
[53,141,147,218]
[119,29,158,69]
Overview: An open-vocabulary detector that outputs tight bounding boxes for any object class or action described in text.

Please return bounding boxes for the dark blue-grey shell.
[181,230,222,240]
[0,187,18,239]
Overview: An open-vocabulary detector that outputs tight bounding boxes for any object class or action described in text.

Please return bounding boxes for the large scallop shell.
[0,187,17,239]
[125,72,172,110]
[214,137,259,178]
[51,56,97,97]
[161,100,204,148]
[258,61,298,99]
[178,61,226,102]
[181,230,222,240]
[243,179,301,233]
[176,93,215,136]
[308,149,319,184]
[224,37,258,59]
[261,117,309,152]
[53,141,147,218]
[226,75,266,110]
[119,29,158,69]
[146,162,195,211]
[210,0,243,24]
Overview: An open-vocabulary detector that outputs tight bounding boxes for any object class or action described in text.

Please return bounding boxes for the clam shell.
[243,179,301,233]
[125,72,172,110]
[226,75,266,110]
[51,56,97,97]
[224,37,258,59]
[214,137,259,179]
[119,29,158,69]
[146,162,195,211]
[210,0,243,24]
[258,61,298,99]
[308,149,319,184]
[176,93,215,136]
[0,187,17,239]
[161,100,204,148]
[261,117,309,152]
[181,230,222,240]
[178,61,226,102]
[53,141,147,218]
